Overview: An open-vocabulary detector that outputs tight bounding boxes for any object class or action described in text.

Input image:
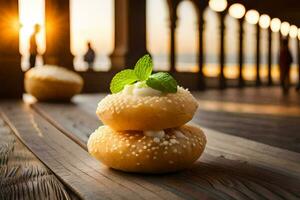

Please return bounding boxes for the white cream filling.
[144,130,165,139]
[122,82,162,96]
[174,130,188,139]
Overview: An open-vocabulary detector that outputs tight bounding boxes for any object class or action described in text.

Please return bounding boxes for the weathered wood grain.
[71,91,300,153]
[0,117,79,200]
[1,102,186,200]
[193,87,300,106]
[193,109,300,153]
[33,101,300,177]
[30,98,300,199]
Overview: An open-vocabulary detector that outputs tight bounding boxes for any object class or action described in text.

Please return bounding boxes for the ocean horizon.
[21,53,298,83]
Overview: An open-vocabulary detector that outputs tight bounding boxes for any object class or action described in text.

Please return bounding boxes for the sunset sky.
[18,0,237,63]
[17,0,298,80]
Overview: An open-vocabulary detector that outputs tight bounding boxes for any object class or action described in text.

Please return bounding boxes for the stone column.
[255,23,261,86]
[267,27,273,85]
[297,39,300,88]
[0,0,23,98]
[169,14,177,73]
[110,0,148,70]
[197,9,205,89]
[238,18,245,87]
[219,12,226,89]
[44,0,74,69]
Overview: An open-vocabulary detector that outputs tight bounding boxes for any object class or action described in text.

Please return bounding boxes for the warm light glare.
[209,0,227,12]
[270,18,281,32]
[298,29,300,40]
[259,14,270,29]
[245,10,260,25]
[228,3,245,19]
[19,0,45,56]
[280,21,290,36]
[289,25,298,38]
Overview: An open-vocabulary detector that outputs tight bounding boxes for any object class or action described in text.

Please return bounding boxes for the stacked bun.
[88,85,206,173]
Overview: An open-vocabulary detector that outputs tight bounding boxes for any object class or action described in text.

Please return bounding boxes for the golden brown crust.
[96,87,198,131]
[25,77,82,101]
[24,66,83,101]
[87,125,206,174]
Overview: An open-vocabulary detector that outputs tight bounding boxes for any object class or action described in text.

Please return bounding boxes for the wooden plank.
[193,109,300,153]
[193,87,300,106]
[34,101,300,177]
[1,102,182,200]
[32,99,300,199]
[0,117,79,200]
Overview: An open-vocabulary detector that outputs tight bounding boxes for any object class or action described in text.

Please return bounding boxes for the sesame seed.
[153,156,157,160]
[153,138,160,143]
[170,139,177,144]
[169,161,174,164]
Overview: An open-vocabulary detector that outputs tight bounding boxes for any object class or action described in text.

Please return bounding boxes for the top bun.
[25,65,83,101]
[96,85,198,131]
[25,65,83,84]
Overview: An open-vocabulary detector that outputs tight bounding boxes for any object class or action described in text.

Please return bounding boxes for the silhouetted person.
[84,42,95,68]
[29,24,41,68]
[279,38,293,93]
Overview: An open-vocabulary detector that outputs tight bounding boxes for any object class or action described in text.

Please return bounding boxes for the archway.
[224,14,239,79]
[175,0,198,72]
[146,0,169,71]
[203,7,219,77]
[243,22,256,80]
[70,0,114,71]
[19,0,45,71]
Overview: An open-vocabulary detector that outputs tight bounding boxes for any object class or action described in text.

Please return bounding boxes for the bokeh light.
[245,10,260,25]
[228,3,245,19]
[270,18,281,32]
[289,25,298,38]
[280,21,290,36]
[259,14,270,29]
[209,0,227,12]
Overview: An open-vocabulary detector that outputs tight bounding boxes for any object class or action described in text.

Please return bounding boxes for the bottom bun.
[87,125,206,174]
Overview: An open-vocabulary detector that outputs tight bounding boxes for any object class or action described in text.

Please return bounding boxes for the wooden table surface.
[1,87,300,200]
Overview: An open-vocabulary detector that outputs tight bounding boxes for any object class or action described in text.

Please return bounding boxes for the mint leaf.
[146,72,177,93]
[110,69,138,93]
[134,54,153,81]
